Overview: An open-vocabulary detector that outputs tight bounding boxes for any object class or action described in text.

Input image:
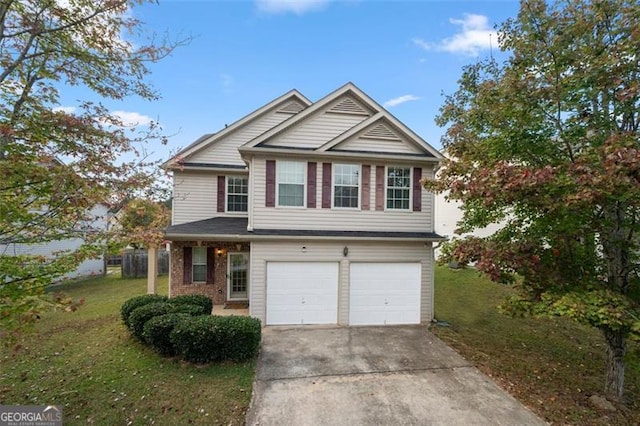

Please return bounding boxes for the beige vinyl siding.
[188,111,292,165]
[262,112,369,149]
[251,158,435,232]
[331,135,425,155]
[249,241,433,325]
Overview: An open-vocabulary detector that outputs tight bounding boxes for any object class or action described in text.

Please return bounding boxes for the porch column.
[147,245,158,294]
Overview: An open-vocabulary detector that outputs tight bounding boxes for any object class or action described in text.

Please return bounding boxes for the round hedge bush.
[170,315,262,363]
[129,302,174,340]
[120,294,168,329]
[171,303,208,316]
[169,294,213,314]
[142,313,191,356]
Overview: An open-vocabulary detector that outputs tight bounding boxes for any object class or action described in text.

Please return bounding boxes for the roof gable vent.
[328,97,370,115]
[362,123,401,140]
[278,100,305,114]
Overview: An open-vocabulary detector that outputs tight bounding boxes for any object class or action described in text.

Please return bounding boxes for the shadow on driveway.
[246,326,546,426]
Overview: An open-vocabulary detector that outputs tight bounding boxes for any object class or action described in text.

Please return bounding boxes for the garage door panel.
[266,262,339,325]
[350,263,421,326]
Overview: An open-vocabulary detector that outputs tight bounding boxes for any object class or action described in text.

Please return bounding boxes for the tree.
[117,198,170,249]
[426,0,639,401]
[0,0,185,332]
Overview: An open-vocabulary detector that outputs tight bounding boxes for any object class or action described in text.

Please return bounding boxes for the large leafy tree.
[427,0,639,400]
[0,0,184,331]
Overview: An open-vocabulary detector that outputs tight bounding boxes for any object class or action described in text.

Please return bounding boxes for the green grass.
[0,270,254,425]
[433,265,640,425]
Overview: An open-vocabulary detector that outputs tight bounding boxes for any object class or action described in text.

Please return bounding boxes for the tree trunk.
[602,327,626,401]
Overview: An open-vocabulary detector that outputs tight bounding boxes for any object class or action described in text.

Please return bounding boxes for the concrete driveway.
[246,326,545,426]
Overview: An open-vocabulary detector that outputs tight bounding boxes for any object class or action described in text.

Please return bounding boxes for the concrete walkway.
[246,326,546,426]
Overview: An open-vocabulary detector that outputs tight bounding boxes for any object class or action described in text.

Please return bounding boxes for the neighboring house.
[163,82,444,326]
[1,203,108,279]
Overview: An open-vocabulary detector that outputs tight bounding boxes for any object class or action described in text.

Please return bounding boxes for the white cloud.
[53,106,77,114]
[111,111,153,127]
[413,14,496,57]
[256,0,330,15]
[383,95,421,108]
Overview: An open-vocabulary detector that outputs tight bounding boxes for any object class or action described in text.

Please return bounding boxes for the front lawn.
[433,265,640,425]
[0,271,254,425]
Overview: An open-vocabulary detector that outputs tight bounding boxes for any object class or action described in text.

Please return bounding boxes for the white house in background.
[2,203,108,279]
[163,82,446,326]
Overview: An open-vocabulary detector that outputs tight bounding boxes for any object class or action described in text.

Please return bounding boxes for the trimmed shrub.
[171,303,207,316]
[169,294,213,314]
[142,313,191,356]
[170,315,262,363]
[120,294,168,329]
[129,302,173,340]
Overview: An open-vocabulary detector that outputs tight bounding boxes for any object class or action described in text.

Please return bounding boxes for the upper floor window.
[227,176,248,212]
[277,161,305,207]
[333,163,359,208]
[192,247,207,282]
[386,167,411,210]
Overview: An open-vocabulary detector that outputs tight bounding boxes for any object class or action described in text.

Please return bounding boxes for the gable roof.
[238,82,443,160]
[162,89,312,169]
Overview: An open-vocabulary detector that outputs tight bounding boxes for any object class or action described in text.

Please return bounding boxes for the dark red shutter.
[217,176,225,212]
[183,247,192,285]
[413,167,422,212]
[206,247,215,284]
[375,166,385,211]
[266,160,276,207]
[307,162,317,208]
[361,165,370,210]
[322,162,331,208]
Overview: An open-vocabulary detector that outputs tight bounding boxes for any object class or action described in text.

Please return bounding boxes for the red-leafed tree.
[426,0,639,400]
[0,0,186,333]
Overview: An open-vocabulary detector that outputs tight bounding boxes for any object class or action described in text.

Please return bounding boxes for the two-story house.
[163,83,444,326]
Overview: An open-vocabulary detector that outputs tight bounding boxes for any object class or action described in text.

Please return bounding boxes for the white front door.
[266,262,339,325]
[349,263,421,325]
[228,252,249,300]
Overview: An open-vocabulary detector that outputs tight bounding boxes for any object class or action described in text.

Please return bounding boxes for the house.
[163,83,444,326]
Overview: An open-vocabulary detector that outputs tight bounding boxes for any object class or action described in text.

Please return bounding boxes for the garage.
[266,262,339,325]
[349,263,421,325]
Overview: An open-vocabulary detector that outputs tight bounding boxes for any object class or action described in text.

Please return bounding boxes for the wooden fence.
[121,249,169,278]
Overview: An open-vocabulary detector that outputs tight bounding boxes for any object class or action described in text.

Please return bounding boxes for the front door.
[228,252,249,300]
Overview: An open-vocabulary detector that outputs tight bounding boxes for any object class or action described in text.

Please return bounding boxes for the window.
[333,164,359,208]
[227,176,248,212]
[277,161,305,207]
[386,167,411,210]
[192,247,207,282]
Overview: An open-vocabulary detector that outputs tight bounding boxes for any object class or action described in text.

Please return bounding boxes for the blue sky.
[59,0,520,161]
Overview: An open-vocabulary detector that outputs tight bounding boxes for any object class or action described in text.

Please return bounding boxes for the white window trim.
[384,165,412,212]
[225,175,249,214]
[331,163,361,210]
[227,252,249,301]
[192,246,207,283]
[275,160,307,209]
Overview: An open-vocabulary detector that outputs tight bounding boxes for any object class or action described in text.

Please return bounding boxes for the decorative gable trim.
[278,100,306,114]
[327,96,371,115]
[362,123,401,140]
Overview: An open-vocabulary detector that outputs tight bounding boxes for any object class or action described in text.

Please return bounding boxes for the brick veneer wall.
[169,241,250,306]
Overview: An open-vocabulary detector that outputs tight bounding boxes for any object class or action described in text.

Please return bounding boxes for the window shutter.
[361,165,370,210]
[413,167,422,212]
[375,166,384,211]
[322,163,331,208]
[307,162,317,208]
[265,160,276,207]
[183,247,192,284]
[217,176,225,212]
[206,247,215,284]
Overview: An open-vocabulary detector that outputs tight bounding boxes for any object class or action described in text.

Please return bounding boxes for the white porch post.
[147,245,158,294]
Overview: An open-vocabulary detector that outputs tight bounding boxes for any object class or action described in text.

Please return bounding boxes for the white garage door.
[349,263,421,325]
[266,262,339,325]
